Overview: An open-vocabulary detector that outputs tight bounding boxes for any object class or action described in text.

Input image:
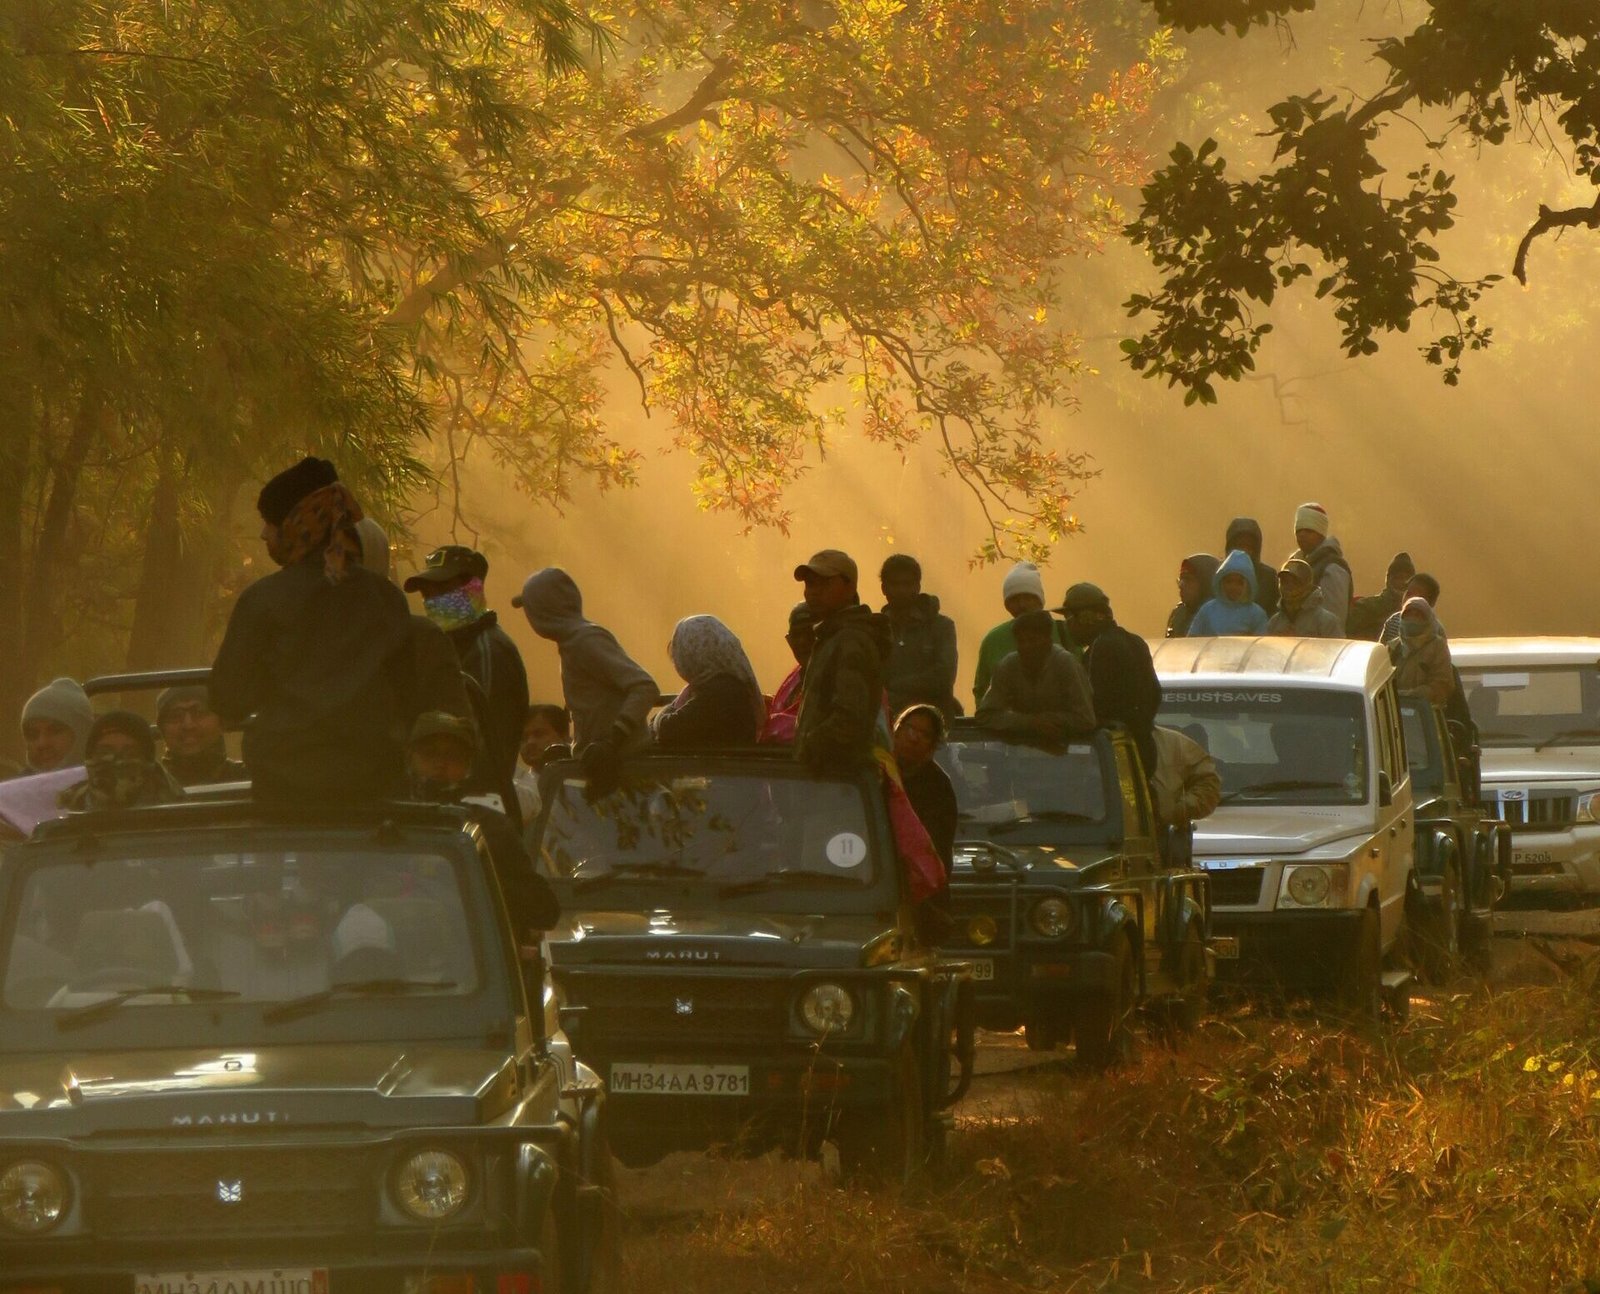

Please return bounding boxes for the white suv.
[1453,638,1600,901]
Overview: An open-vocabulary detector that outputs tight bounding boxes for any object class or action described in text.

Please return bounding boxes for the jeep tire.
[1410,861,1460,985]
[834,1043,925,1186]
[1074,934,1135,1070]
[1337,905,1383,1021]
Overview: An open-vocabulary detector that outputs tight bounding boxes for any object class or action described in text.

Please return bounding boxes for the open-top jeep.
[0,800,614,1294]
[533,747,974,1181]
[933,723,1211,1065]
[1401,697,1510,979]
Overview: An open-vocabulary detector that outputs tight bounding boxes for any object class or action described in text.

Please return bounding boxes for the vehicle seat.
[365,898,457,981]
[71,909,183,988]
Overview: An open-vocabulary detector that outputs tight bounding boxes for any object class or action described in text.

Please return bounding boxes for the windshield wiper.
[262,978,455,1024]
[1221,779,1347,803]
[989,811,1096,836]
[1534,728,1600,752]
[571,861,707,890]
[718,869,869,897]
[55,985,241,1031]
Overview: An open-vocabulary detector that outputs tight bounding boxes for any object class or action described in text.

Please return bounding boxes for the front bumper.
[1502,827,1600,898]
[943,945,1119,1030]
[1,1247,548,1294]
[1211,909,1364,991]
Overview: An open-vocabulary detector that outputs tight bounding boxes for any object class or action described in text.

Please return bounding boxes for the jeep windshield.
[1459,665,1600,748]
[1160,688,1368,805]
[1,844,493,1050]
[935,737,1109,845]
[539,764,883,898]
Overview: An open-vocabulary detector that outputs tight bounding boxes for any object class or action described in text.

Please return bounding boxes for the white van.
[1452,637,1600,900]
[1151,637,1415,1008]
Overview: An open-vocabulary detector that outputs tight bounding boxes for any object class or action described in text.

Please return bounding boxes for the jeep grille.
[1207,866,1266,907]
[565,973,785,1044]
[1494,791,1576,831]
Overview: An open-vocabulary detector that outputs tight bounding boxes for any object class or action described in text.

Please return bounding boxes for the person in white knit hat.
[971,561,1080,707]
[1290,502,1353,627]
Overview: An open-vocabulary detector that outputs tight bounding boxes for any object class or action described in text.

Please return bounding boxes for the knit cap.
[21,678,94,766]
[1000,562,1047,608]
[1293,502,1331,539]
[257,456,338,526]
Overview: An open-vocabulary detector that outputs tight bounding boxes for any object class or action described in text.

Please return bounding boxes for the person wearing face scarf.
[1391,597,1455,706]
[404,545,529,803]
[211,456,413,801]
[652,615,767,748]
[58,712,181,812]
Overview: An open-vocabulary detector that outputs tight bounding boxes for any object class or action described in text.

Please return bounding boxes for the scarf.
[272,482,364,583]
[659,614,765,727]
[423,578,488,631]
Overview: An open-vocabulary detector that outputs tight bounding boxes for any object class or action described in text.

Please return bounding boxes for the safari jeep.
[1153,637,1416,1014]
[934,724,1211,1065]
[0,801,614,1294]
[1400,696,1511,979]
[1453,638,1600,903]
[534,747,974,1182]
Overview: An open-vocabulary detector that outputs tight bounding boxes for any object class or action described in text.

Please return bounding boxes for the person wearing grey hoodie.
[1224,518,1279,618]
[516,568,657,797]
[1265,558,1346,638]
[19,678,94,775]
[1166,554,1221,638]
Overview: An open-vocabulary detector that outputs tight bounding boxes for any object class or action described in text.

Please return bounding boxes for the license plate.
[136,1271,328,1294]
[1514,850,1554,868]
[610,1062,750,1096]
[969,959,994,981]
[1209,936,1240,959]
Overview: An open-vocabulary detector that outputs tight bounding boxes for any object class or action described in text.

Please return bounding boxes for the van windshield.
[1459,666,1600,748]
[1160,689,1368,805]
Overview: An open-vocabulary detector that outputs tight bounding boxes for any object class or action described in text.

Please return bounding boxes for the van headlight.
[392,1149,471,1222]
[799,983,855,1034]
[1576,792,1600,825]
[1282,865,1339,908]
[1029,898,1076,939]
[0,1159,70,1234]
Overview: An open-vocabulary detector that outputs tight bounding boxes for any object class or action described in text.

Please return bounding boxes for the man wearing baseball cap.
[1265,557,1345,639]
[1058,582,1161,778]
[405,544,528,803]
[791,550,882,773]
[1290,503,1354,625]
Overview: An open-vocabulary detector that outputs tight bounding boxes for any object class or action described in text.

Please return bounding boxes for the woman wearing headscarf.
[652,615,767,748]
[211,457,414,801]
[1392,597,1454,706]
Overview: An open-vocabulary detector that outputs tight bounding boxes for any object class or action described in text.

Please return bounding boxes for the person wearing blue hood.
[1187,550,1270,637]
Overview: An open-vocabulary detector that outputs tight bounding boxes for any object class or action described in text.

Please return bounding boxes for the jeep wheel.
[1074,935,1135,1070]
[1411,863,1460,985]
[1337,906,1382,1022]
[1023,1020,1059,1052]
[1156,924,1208,1041]
[834,1043,925,1187]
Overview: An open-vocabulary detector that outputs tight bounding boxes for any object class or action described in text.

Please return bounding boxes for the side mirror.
[1377,770,1394,808]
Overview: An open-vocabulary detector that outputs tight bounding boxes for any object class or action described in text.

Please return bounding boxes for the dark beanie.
[257,457,339,526]
[87,710,157,762]
[1387,551,1416,579]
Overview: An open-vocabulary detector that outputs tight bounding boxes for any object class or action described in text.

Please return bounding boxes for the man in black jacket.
[212,457,414,802]
[405,545,529,803]
[793,549,883,775]
[1059,582,1161,778]
[880,554,959,718]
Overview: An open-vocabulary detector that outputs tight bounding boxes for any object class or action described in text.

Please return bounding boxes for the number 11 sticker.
[826,833,867,868]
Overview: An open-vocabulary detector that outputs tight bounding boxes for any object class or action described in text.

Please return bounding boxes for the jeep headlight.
[966,915,999,947]
[0,1159,69,1234]
[1576,791,1600,825]
[392,1149,470,1222]
[799,983,855,1034]
[1029,898,1075,939]
[1283,866,1334,908]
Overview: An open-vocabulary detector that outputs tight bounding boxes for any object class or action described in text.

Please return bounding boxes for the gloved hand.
[580,738,622,801]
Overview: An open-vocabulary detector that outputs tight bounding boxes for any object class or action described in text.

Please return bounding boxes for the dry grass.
[620,972,1600,1293]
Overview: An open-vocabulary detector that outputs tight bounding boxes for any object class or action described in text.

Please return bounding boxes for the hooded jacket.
[882,592,959,717]
[1166,554,1221,638]
[517,569,657,755]
[1296,536,1353,621]
[1225,518,1279,617]
[1392,600,1454,706]
[211,560,414,800]
[1265,585,1346,639]
[794,604,883,774]
[1187,551,1270,637]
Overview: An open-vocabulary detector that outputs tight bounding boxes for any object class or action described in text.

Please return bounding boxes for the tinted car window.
[1161,688,1368,805]
[935,738,1107,830]
[3,849,480,1013]
[541,771,879,886]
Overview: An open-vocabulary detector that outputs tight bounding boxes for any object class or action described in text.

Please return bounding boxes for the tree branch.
[1512,195,1600,286]
[625,58,733,141]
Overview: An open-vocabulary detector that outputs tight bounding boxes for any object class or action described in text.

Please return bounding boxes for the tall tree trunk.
[0,377,37,763]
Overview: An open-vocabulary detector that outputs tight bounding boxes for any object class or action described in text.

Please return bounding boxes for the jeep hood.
[0,1043,520,1135]
[1480,746,1600,785]
[553,909,896,970]
[1194,807,1374,858]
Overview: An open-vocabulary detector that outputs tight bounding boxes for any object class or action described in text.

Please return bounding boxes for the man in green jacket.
[972,561,1079,706]
[793,550,883,774]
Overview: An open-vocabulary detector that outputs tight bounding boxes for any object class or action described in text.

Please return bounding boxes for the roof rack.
[84,668,211,698]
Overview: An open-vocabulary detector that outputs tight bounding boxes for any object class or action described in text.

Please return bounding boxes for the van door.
[1374,683,1414,947]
